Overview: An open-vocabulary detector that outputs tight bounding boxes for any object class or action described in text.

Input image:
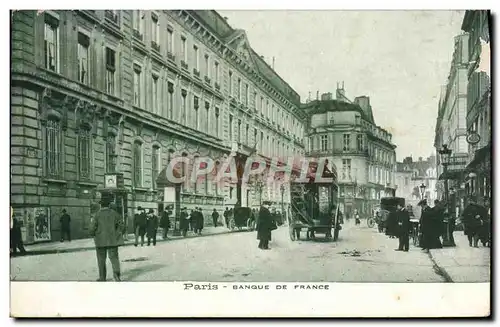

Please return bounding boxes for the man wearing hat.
[257,201,276,250]
[179,207,189,237]
[90,199,124,281]
[146,209,159,246]
[419,199,442,250]
[134,206,147,247]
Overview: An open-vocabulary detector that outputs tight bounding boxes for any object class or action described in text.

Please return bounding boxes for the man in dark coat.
[146,209,158,246]
[386,209,398,239]
[90,200,124,282]
[257,201,275,250]
[419,199,442,250]
[223,207,230,229]
[212,209,219,227]
[395,203,411,252]
[134,207,147,247]
[180,207,189,237]
[60,209,71,242]
[160,207,171,240]
[462,201,487,247]
[11,215,27,256]
[189,209,196,232]
[197,207,204,235]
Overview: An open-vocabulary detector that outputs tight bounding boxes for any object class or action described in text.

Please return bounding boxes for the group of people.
[179,207,207,237]
[462,200,490,248]
[133,207,162,247]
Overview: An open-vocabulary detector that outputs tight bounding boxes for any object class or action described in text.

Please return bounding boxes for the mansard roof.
[190,10,301,106]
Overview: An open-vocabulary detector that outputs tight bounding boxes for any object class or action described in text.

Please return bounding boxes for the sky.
[218,10,465,161]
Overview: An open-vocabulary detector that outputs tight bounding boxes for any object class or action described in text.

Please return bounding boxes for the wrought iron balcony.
[132,29,143,41]
[167,52,175,62]
[105,10,118,24]
[151,41,160,53]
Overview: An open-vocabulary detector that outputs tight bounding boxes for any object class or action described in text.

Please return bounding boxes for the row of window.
[309,133,366,153]
[368,165,394,186]
[129,10,304,140]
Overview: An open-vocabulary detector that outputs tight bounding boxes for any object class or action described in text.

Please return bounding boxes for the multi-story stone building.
[11,10,305,243]
[394,156,438,207]
[301,86,397,218]
[461,10,491,208]
[434,33,470,212]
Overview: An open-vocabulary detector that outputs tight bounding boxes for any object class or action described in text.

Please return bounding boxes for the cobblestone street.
[11,222,456,282]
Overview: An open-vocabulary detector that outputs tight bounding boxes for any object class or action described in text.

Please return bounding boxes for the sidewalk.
[429,231,491,282]
[15,226,234,257]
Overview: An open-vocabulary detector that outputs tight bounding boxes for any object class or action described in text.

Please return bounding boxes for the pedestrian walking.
[146,209,158,246]
[189,209,196,232]
[462,200,487,247]
[180,207,189,237]
[395,203,411,252]
[419,199,442,250]
[90,200,124,282]
[10,215,27,256]
[212,208,219,227]
[354,209,361,225]
[160,207,171,240]
[257,201,276,250]
[134,207,147,247]
[196,207,204,236]
[60,209,71,242]
[223,207,230,229]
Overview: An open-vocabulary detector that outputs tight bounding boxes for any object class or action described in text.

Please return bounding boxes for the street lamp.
[280,184,285,225]
[419,183,426,200]
[438,144,455,247]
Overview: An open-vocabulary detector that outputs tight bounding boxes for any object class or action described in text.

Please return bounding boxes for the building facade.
[394,156,438,207]
[434,33,470,212]
[302,87,397,218]
[11,10,305,243]
[461,10,491,208]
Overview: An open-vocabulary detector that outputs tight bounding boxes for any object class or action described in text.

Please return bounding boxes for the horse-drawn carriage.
[287,159,341,241]
[228,206,256,231]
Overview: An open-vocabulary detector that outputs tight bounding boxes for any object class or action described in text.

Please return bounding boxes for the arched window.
[151,144,161,190]
[78,124,92,180]
[45,117,63,179]
[133,140,143,187]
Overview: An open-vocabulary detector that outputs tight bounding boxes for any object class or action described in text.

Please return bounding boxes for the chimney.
[321,92,333,101]
[272,57,275,69]
[316,91,319,100]
[336,82,346,101]
[354,96,370,112]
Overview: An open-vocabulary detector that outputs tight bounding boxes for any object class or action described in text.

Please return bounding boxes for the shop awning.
[466,143,491,170]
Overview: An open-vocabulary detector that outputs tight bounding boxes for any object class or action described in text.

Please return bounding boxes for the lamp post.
[280,184,285,226]
[419,183,426,200]
[438,144,455,247]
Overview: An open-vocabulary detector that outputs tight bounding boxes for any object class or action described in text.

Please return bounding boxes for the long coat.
[134,212,147,235]
[146,215,159,238]
[420,206,442,249]
[463,204,486,236]
[179,211,189,230]
[257,206,274,241]
[385,211,399,237]
[91,208,124,248]
[160,211,171,229]
[395,209,411,236]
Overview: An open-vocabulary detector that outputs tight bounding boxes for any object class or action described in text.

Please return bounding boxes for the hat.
[263,201,272,206]
[417,199,427,206]
[137,206,143,210]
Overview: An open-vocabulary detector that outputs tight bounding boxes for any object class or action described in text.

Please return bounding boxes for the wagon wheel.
[289,224,297,241]
[247,218,255,231]
[367,218,375,228]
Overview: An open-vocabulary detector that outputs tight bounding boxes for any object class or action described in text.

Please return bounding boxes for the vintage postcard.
[9,7,491,318]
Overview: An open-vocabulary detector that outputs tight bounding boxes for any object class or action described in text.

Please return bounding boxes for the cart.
[229,206,256,231]
[287,160,340,242]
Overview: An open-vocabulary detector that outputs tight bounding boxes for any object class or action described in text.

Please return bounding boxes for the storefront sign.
[466,132,481,145]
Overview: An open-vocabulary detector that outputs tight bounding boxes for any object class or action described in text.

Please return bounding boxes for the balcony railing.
[132,29,143,41]
[151,41,160,52]
[167,51,175,62]
[181,60,188,70]
[105,10,118,24]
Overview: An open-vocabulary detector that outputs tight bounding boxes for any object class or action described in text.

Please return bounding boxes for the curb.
[12,229,240,257]
[427,250,454,283]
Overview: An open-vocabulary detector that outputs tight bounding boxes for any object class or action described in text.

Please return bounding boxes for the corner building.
[301,87,397,218]
[11,10,306,243]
